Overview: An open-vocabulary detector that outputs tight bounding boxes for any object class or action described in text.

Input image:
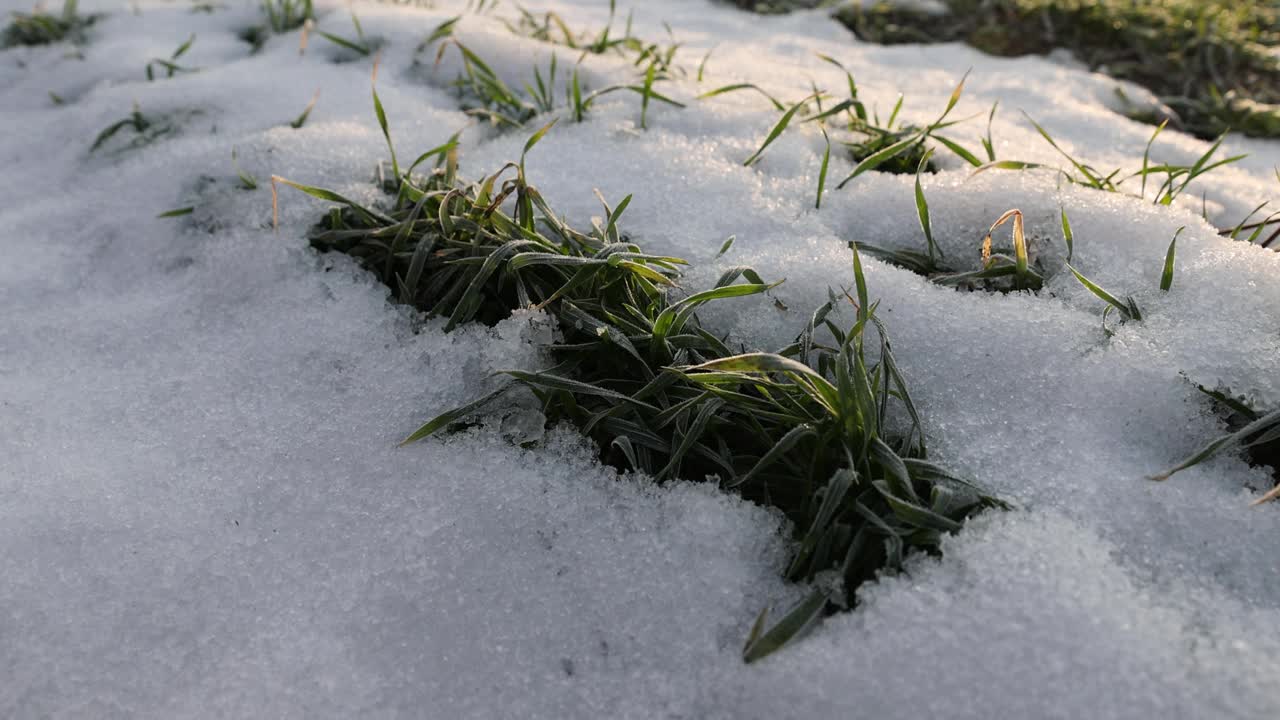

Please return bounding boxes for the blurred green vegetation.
[834,0,1280,139]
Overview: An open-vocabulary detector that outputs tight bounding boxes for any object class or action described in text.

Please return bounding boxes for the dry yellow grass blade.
[1251,484,1280,507]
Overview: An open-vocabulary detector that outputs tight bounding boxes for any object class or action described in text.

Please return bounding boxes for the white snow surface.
[2,1,1279,717]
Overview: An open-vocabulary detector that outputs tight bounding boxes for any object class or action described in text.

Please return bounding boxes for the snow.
[1,0,1278,717]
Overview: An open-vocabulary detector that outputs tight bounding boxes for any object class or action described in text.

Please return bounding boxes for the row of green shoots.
[427,9,1277,244]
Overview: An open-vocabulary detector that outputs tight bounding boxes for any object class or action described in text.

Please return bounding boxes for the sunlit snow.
[2,1,1278,717]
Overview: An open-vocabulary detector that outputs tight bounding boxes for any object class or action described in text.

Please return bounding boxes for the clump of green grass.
[238,25,269,52]
[419,17,684,130]
[835,0,1280,140]
[282,113,699,330]
[819,61,984,182]
[240,0,313,51]
[399,230,1004,659]
[90,103,193,156]
[3,0,95,47]
[705,61,983,185]
[505,1,688,80]
[273,93,1004,662]
[262,0,312,34]
[505,0,636,56]
[232,147,259,190]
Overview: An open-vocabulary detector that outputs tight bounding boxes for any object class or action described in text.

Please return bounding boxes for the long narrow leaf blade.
[744,93,817,167]
[742,591,827,663]
[1160,227,1183,291]
[400,385,511,445]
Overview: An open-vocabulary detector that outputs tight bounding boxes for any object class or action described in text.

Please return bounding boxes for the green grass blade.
[870,437,918,503]
[983,100,998,161]
[1140,118,1168,199]
[317,30,369,55]
[803,99,855,125]
[290,89,320,129]
[970,160,1048,177]
[231,148,258,190]
[1022,111,1102,186]
[640,62,656,129]
[815,52,864,119]
[696,45,714,82]
[610,436,640,470]
[743,93,816,167]
[271,176,392,225]
[520,118,558,175]
[815,128,831,209]
[603,193,632,244]
[571,67,584,121]
[1160,227,1183,291]
[932,134,981,167]
[742,590,827,663]
[657,397,724,479]
[419,16,459,51]
[850,241,869,325]
[405,136,461,176]
[502,369,661,411]
[1151,409,1280,482]
[172,33,196,60]
[696,83,786,112]
[684,352,838,414]
[934,70,968,125]
[836,132,923,188]
[372,85,400,181]
[886,94,904,129]
[652,282,779,356]
[1060,207,1074,263]
[1067,264,1138,321]
[727,423,817,490]
[913,148,938,264]
[1226,202,1268,240]
[1246,212,1280,244]
[877,485,963,532]
[399,384,511,445]
[90,118,133,152]
[619,85,685,108]
[507,253,600,271]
